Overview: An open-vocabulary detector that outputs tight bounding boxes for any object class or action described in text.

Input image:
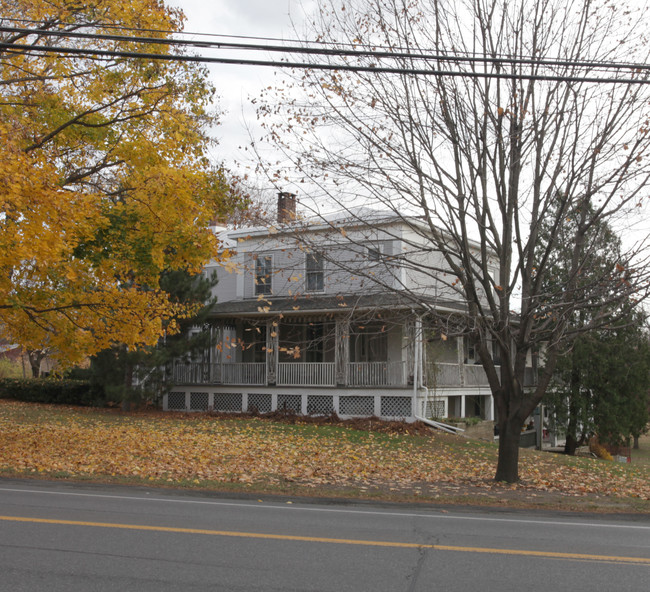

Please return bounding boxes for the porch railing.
[171,362,266,386]
[171,362,210,385]
[277,362,336,386]
[429,362,462,387]
[347,361,406,386]
[464,364,491,386]
[172,360,533,389]
[219,363,266,385]
[428,363,506,387]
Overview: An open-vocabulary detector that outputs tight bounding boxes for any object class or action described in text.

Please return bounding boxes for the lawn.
[0,400,648,512]
[631,433,650,468]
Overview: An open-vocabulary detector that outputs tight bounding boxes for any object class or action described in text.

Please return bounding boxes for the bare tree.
[222,180,279,228]
[258,0,650,481]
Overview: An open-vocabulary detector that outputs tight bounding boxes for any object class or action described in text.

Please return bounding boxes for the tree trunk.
[494,417,522,482]
[564,361,580,455]
[564,433,579,456]
[30,362,40,379]
[27,350,44,378]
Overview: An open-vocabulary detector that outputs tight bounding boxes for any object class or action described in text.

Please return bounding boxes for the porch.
[173,316,415,389]
[164,313,532,422]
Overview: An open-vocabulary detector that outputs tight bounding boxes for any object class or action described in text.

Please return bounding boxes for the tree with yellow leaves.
[0,0,234,366]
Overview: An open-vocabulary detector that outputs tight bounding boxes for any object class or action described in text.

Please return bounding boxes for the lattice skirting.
[306,395,334,415]
[424,399,446,419]
[163,391,418,420]
[213,393,243,412]
[339,396,374,416]
[167,392,186,411]
[248,393,272,413]
[190,392,209,411]
[380,396,412,418]
[277,394,301,413]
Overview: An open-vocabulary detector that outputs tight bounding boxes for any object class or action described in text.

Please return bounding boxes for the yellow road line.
[1,515,648,565]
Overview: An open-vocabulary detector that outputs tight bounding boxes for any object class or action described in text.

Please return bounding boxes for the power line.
[1,26,649,84]
[0,17,342,49]
[3,17,647,71]
[2,24,648,74]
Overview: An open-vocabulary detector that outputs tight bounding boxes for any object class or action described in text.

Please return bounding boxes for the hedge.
[0,378,105,407]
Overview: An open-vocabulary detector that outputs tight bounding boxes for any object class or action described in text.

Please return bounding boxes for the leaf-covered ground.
[0,400,648,512]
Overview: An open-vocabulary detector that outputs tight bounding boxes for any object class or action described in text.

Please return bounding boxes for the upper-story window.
[255,255,273,295]
[306,253,324,292]
[366,245,382,261]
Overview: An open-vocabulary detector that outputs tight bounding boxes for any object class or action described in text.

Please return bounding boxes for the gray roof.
[209,292,467,319]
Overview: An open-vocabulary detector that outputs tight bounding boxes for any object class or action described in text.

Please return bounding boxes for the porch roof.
[209,292,467,318]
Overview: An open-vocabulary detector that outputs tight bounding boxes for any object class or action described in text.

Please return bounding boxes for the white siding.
[210,219,495,305]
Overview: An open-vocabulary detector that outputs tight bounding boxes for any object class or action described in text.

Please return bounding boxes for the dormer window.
[306,253,324,292]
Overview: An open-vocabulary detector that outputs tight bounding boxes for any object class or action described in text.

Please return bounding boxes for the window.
[242,323,266,363]
[306,253,324,292]
[466,338,477,364]
[255,255,272,295]
[366,245,382,261]
[351,325,388,362]
[306,322,325,362]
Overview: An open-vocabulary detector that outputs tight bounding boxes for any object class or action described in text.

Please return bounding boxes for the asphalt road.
[0,479,648,591]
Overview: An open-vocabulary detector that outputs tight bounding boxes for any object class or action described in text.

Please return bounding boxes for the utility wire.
[1,24,648,74]
[1,41,648,84]
[0,17,337,48]
[2,17,647,68]
[1,27,649,84]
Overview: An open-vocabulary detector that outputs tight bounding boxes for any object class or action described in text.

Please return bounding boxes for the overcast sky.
[169,1,315,169]
[168,1,650,244]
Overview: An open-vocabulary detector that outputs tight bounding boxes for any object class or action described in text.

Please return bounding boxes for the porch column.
[335,316,350,385]
[202,326,216,383]
[412,315,422,419]
[419,320,427,387]
[457,336,465,386]
[460,395,466,418]
[405,319,415,384]
[213,325,223,384]
[414,316,424,388]
[266,319,278,385]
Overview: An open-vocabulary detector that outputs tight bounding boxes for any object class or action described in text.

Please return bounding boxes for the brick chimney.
[277,192,297,224]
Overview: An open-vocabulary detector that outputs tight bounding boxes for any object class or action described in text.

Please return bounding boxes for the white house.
[163,193,536,421]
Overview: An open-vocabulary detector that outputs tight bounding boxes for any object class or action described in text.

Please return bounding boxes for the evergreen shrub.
[0,378,105,407]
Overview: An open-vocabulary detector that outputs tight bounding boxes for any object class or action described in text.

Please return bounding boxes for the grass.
[630,432,650,468]
[0,400,648,512]
[0,358,23,379]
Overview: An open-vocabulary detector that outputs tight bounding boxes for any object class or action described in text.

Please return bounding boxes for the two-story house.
[163,193,530,422]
